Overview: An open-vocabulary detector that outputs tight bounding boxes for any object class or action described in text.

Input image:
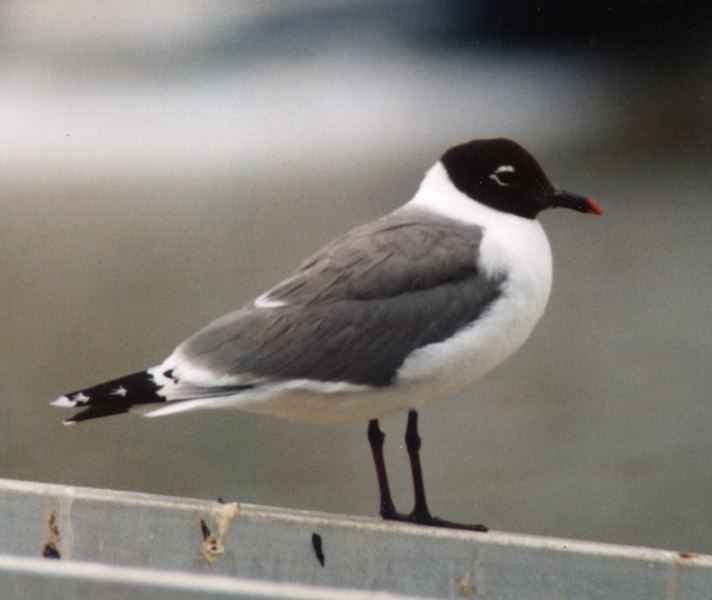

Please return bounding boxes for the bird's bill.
[550,189,603,216]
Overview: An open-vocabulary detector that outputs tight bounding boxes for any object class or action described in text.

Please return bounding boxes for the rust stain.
[200,518,224,563]
[455,572,473,597]
[200,501,242,564]
[42,510,61,559]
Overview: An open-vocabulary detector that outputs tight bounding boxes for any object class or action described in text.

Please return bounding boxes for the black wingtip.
[56,370,163,424]
[64,404,132,424]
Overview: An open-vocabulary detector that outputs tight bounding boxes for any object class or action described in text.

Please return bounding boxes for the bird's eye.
[488,165,517,187]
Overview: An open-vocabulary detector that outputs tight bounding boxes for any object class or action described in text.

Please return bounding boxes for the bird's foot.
[381,506,488,532]
[406,513,488,532]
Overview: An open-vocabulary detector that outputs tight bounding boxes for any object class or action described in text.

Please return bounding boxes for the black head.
[440,138,602,219]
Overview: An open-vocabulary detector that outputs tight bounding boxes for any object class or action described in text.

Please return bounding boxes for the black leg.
[403,410,431,521]
[367,411,488,532]
[367,419,404,520]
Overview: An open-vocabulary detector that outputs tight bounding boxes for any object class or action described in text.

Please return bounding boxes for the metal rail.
[1,478,710,599]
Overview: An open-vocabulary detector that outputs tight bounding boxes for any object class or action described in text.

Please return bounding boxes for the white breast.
[395,162,553,395]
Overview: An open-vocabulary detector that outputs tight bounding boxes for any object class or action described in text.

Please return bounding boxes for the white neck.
[406,161,530,228]
[405,160,552,297]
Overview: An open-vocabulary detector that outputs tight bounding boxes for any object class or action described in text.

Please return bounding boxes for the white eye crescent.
[489,164,516,187]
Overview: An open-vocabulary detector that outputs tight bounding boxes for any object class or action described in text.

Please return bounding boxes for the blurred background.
[2,0,712,554]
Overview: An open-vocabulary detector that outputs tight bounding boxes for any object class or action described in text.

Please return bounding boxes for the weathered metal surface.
[1,478,710,599]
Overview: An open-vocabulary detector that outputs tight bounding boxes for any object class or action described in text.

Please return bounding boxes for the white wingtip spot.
[110,386,128,397]
[53,390,91,408]
[52,396,76,408]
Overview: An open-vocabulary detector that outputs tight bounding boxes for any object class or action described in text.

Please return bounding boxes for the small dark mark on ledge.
[312,532,325,567]
[201,517,226,563]
[200,518,212,541]
[42,544,61,559]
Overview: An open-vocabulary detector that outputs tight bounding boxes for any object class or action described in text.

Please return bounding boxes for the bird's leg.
[403,409,488,532]
[367,419,404,520]
[369,412,488,532]
[403,409,431,521]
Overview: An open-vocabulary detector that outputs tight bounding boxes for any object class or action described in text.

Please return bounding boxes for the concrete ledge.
[1,478,711,599]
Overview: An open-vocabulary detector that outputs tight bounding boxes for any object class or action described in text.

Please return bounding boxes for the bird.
[53,138,602,531]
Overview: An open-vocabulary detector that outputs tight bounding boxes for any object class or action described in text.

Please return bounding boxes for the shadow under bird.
[54,138,602,531]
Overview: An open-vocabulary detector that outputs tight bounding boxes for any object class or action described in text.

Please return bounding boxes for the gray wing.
[177,208,505,388]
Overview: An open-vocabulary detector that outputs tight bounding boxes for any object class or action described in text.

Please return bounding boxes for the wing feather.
[176,207,505,388]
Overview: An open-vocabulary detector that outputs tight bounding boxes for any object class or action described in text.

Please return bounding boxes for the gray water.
[2,3,712,555]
